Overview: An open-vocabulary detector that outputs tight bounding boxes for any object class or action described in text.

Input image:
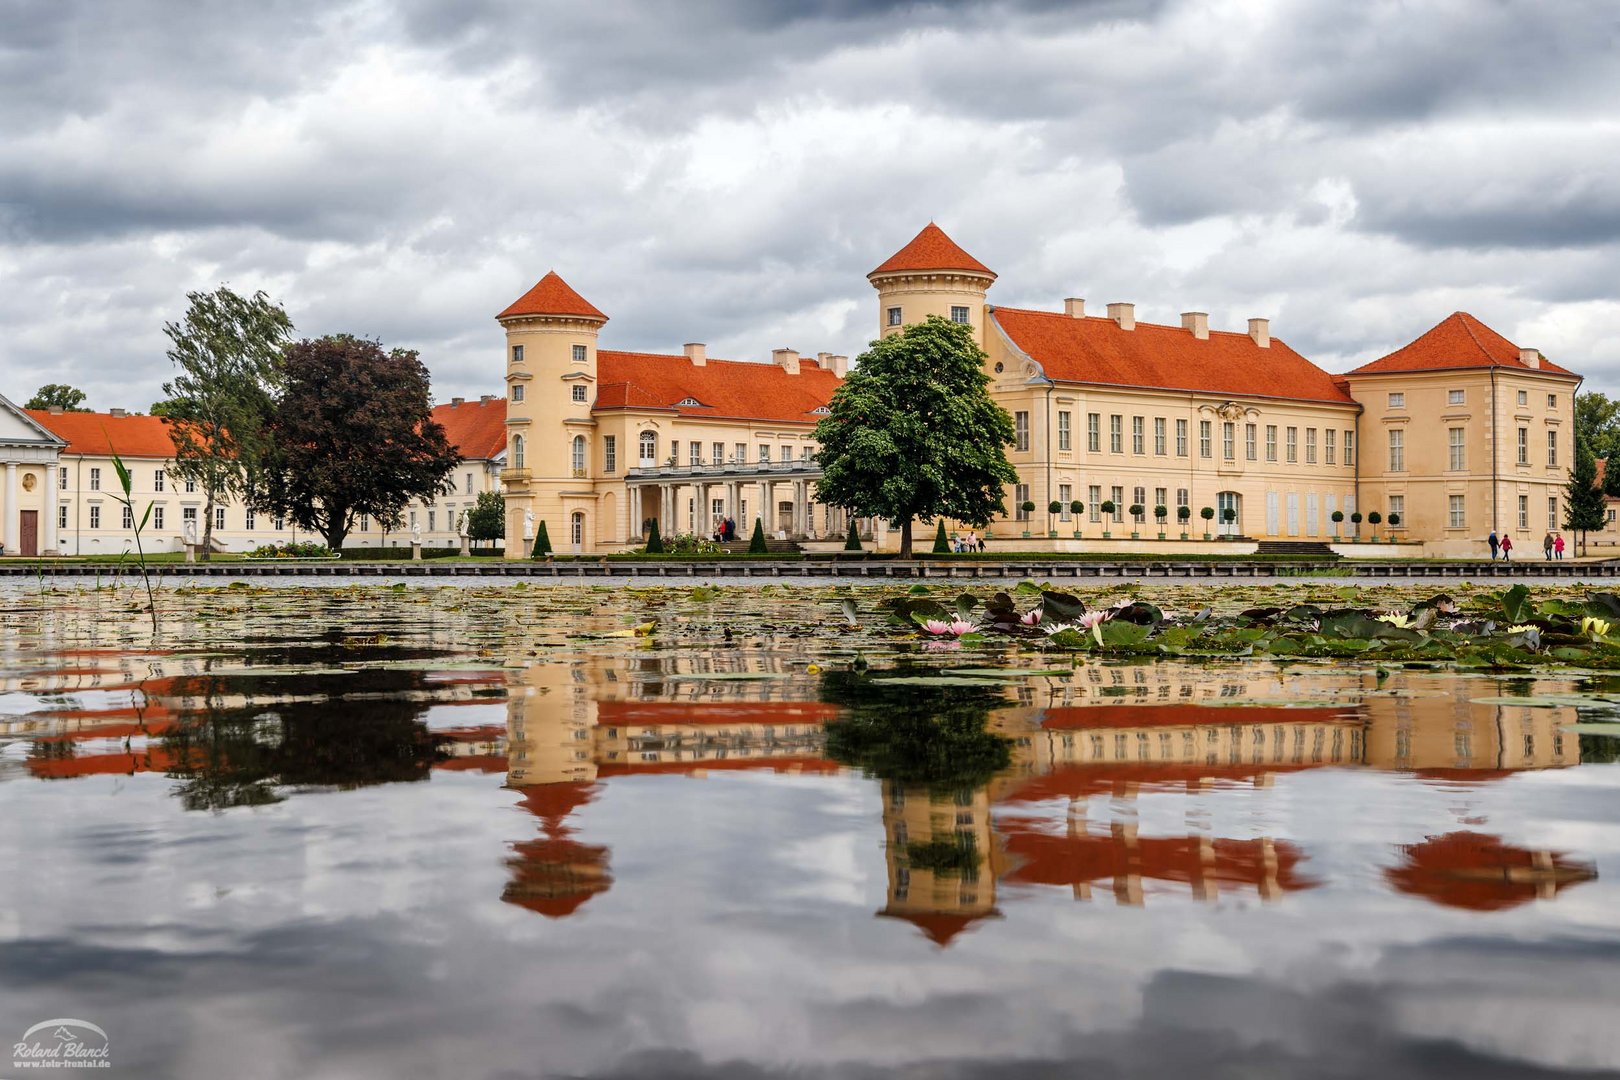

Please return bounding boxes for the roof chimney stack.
[108,408,127,418]
[450,396,464,406]
[1106,303,1135,331]
[1064,298,1086,319]
[479,394,496,405]
[1181,312,1209,340]
[814,352,848,377]
[683,342,706,367]
[1519,346,1541,369]
[48,405,64,414]
[1248,318,1270,349]
[773,348,801,375]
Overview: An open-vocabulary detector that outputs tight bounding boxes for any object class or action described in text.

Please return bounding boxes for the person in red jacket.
[1500,535,1513,561]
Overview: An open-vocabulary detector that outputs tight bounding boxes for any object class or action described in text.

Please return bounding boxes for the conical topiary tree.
[531,519,552,558]
[749,517,768,553]
[645,518,665,554]
[932,519,950,553]
[844,518,862,551]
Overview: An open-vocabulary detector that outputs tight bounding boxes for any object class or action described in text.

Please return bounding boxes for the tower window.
[511,345,524,363]
[572,344,587,362]
[511,384,524,402]
[887,307,902,327]
[571,385,587,402]
[950,306,970,324]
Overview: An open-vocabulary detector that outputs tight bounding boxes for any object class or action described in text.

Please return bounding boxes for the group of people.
[951,531,985,553]
[712,518,738,542]
[1487,531,1567,561]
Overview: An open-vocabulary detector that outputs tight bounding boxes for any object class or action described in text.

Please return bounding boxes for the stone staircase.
[714,538,801,554]
[1255,540,1340,558]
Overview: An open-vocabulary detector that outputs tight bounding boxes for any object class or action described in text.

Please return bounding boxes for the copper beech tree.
[255,335,459,552]
[813,316,1017,557]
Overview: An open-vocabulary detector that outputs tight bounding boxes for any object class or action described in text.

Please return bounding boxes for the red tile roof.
[432,398,507,460]
[870,223,994,278]
[1347,312,1576,376]
[992,308,1356,405]
[498,271,607,321]
[1385,831,1596,911]
[28,409,177,458]
[596,351,840,423]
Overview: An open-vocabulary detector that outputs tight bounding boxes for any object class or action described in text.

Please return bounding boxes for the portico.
[0,395,67,557]
[626,459,846,540]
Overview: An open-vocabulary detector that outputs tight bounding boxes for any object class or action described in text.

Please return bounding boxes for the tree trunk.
[202,489,215,561]
[898,518,912,559]
[323,508,349,554]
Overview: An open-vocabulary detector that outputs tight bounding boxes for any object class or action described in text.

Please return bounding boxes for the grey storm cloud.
[1,0,1618,409]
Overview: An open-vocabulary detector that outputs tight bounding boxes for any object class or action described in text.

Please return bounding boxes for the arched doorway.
[570,511,585,553]
[1217,491,1242,536]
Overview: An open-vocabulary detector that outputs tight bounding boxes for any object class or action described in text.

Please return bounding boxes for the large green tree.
[812,316,1017,557]
[1564,434,1607,555]
[24,384,89,411]
[161,287,293,559]
[255,335,459,551]
[465,489,506,549]
[1576,391,1620,468]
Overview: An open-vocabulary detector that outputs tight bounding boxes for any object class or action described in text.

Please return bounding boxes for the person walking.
[1544,532,1555,560]
[1555,534,1566,560]
[1501,534,1513,561]
[1487,531,1500,560]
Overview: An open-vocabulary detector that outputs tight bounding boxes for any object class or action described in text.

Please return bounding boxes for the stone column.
[758,480,771,535]
[43,462,59,554]
[3,462,17,554]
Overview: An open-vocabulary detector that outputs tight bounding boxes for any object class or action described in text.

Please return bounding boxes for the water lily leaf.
[1097,621,1152,648]
[954,593,980,618]
[1039,590,1086,625]
[1586,593,1620,619]
[1565,722,1620,736]
[1111,601,1162,626]
[1501,583,1534,624]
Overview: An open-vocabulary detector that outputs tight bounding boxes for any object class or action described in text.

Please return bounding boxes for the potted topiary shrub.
[1177,504,1191,539]
[1154,504,1168,540]
[1100,500,1116,539]
[1331,509,1344,539]
[1128,503,1145,539]
[1350,511,1363,538]
[1047,500,1062,539]
[1367,510,1382,541]
[1020,500,1036,538]
[1069,500,1084,538]
[1200,506,1215,539]
[1387,511,1401,538]
[1221,507,1237,535]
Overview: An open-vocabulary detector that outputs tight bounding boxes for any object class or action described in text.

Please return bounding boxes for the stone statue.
[183,520,197,546]
[523,509,535,540]
[411,521,422,545]
[457,510,470,537]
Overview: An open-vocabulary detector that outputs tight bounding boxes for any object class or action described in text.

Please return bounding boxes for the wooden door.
[19,510,38,556]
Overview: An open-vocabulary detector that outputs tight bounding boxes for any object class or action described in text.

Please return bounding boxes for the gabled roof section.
[991,308,1356,405]
[1347,312,1576,376]
[0,393,68,447]
[870,223,994,279]
[596,351,841,423]
[28,409,177,458]
[432,398,507,461]
[498,271,607,322]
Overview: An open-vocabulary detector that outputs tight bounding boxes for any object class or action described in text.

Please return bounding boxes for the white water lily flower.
[1581,616,1612,637]
[1506,624,1537,634]
[1376,613,1413,628]
[1019,609,1042,626]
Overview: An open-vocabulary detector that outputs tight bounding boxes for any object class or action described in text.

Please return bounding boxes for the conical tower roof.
[869,223,994,279]
[498,270,607,321]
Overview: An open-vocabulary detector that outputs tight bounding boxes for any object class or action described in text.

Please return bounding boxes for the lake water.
[2,583,1619,1078]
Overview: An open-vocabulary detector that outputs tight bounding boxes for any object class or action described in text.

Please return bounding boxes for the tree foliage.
[1565,434,1607,552]
[466,489,505,546]
[1576,391,1620,474]
[749,517,768,554]
[255,335,458,551]
[161,287,292,559]
[812,317,1017,557]
[25,383,89,411]
[646,518,666,554]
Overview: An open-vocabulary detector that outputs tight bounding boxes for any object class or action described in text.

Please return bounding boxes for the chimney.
[1181,311,1209,340]
[479,394,496,405]
[827,354,849,377]
[108,408,127,418]
[1064,298,1086,318]
[1106,302,1135,330]
[773,348,801,375]
[49,405,64,414]
[683,342,706,367]
[1519,346,1541,369]
[1248,318,1270,348]
[450,396,464,406]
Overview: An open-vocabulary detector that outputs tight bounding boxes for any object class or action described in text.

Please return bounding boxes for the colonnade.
[628,476,854,541]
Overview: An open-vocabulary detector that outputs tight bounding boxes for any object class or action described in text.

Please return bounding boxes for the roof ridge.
[1454,312,1502,367]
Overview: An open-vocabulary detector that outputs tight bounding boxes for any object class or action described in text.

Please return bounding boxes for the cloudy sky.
[3,0,1618,410]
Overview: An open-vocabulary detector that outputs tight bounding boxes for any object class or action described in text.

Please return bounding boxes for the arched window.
[639,431,656,466]
[571,512,585,548]
[512,435,525,470]
[571,435,586,474]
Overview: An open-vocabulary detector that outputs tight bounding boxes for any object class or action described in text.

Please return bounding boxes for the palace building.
[496,224,1579,556]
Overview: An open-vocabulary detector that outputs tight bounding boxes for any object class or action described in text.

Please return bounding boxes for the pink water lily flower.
[947,619,977,636]
[920,619,954,636]
[1077,610,1112,629]
[1019,609,1042,626]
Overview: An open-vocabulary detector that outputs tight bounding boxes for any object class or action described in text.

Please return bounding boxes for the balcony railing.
[500,468,531,485]
[626,459,820,480]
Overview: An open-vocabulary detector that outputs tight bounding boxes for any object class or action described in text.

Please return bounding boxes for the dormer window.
[572,344,587,362]
[887,306,902,327]
[811,405,830,415]
[676,396,703,407]
[511,345,524,363]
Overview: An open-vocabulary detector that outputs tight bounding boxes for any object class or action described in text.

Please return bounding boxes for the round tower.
[496,271,608,557]
[867,223,997,342]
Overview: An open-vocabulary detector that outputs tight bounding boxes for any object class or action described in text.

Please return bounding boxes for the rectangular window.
[1548,394,1558,409]
[1111,487,1124,522]
[887,307,902,327]
[465,473,473,495]
[122,504,134,529]
[154,469,164,492]
[603,435,617,474]
[89,467,100,491]
[1388,428,1405,472]
[1175,418,1188,457]
[1132,416,1145,455]
[570,385,586,403]
[1344,431,1355,466]
[1324,429,1336,465]
[1518,427,1529,465]
[426,510,435,532]
[1057,411,1071,451]
[1245,423,1257,461]
[511,345,524,363]
[1015,483,1030,520]
[1305,428,1317,464]
[1199,420,1212,459]
[1448,494,1465,529]
[1517,390,1528,406]
[758,445,770,463]
[1388,495,1404,529]
[572,344,587,362]
[1265,425,1277,462]
[710,442,724,465]
[1448,427,1465,470]
[1015,411,1030,452]
[183,506,197,525]
[1154,417,1166,455]
[59,504,68,529]
[1133,485,1146,512]
[689,442,702,466]
[1547,430,1558,467]
[512,384,524,402]
[215,507,226,530]
[1176,488,1189,511]
[89,504,100,529]
[1109,415,1123,453]
[1550,496,1559,529]
[1058,484,1072,520]
[1222,421,1235,460]
[358,514,368,532]
[949,305,970,324]
[736,443,747,464]
[245,508,255,531]
[1285,426,1298,463]
[1448,389,1465,405]
[59,467,68,490]
[1087,413,1101,452]
[1519,494,1529,530]
[1388,392,1405,409]
[273,515,285,531]
[1089,485,1102,523]
[1154,487,1167,515]
[186,479,196,493]
[781,444,792,463]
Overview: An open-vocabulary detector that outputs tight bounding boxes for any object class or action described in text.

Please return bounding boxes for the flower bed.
[244,542,340,560]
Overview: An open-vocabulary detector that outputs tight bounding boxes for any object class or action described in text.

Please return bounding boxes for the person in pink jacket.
[1555,534,1567,559]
